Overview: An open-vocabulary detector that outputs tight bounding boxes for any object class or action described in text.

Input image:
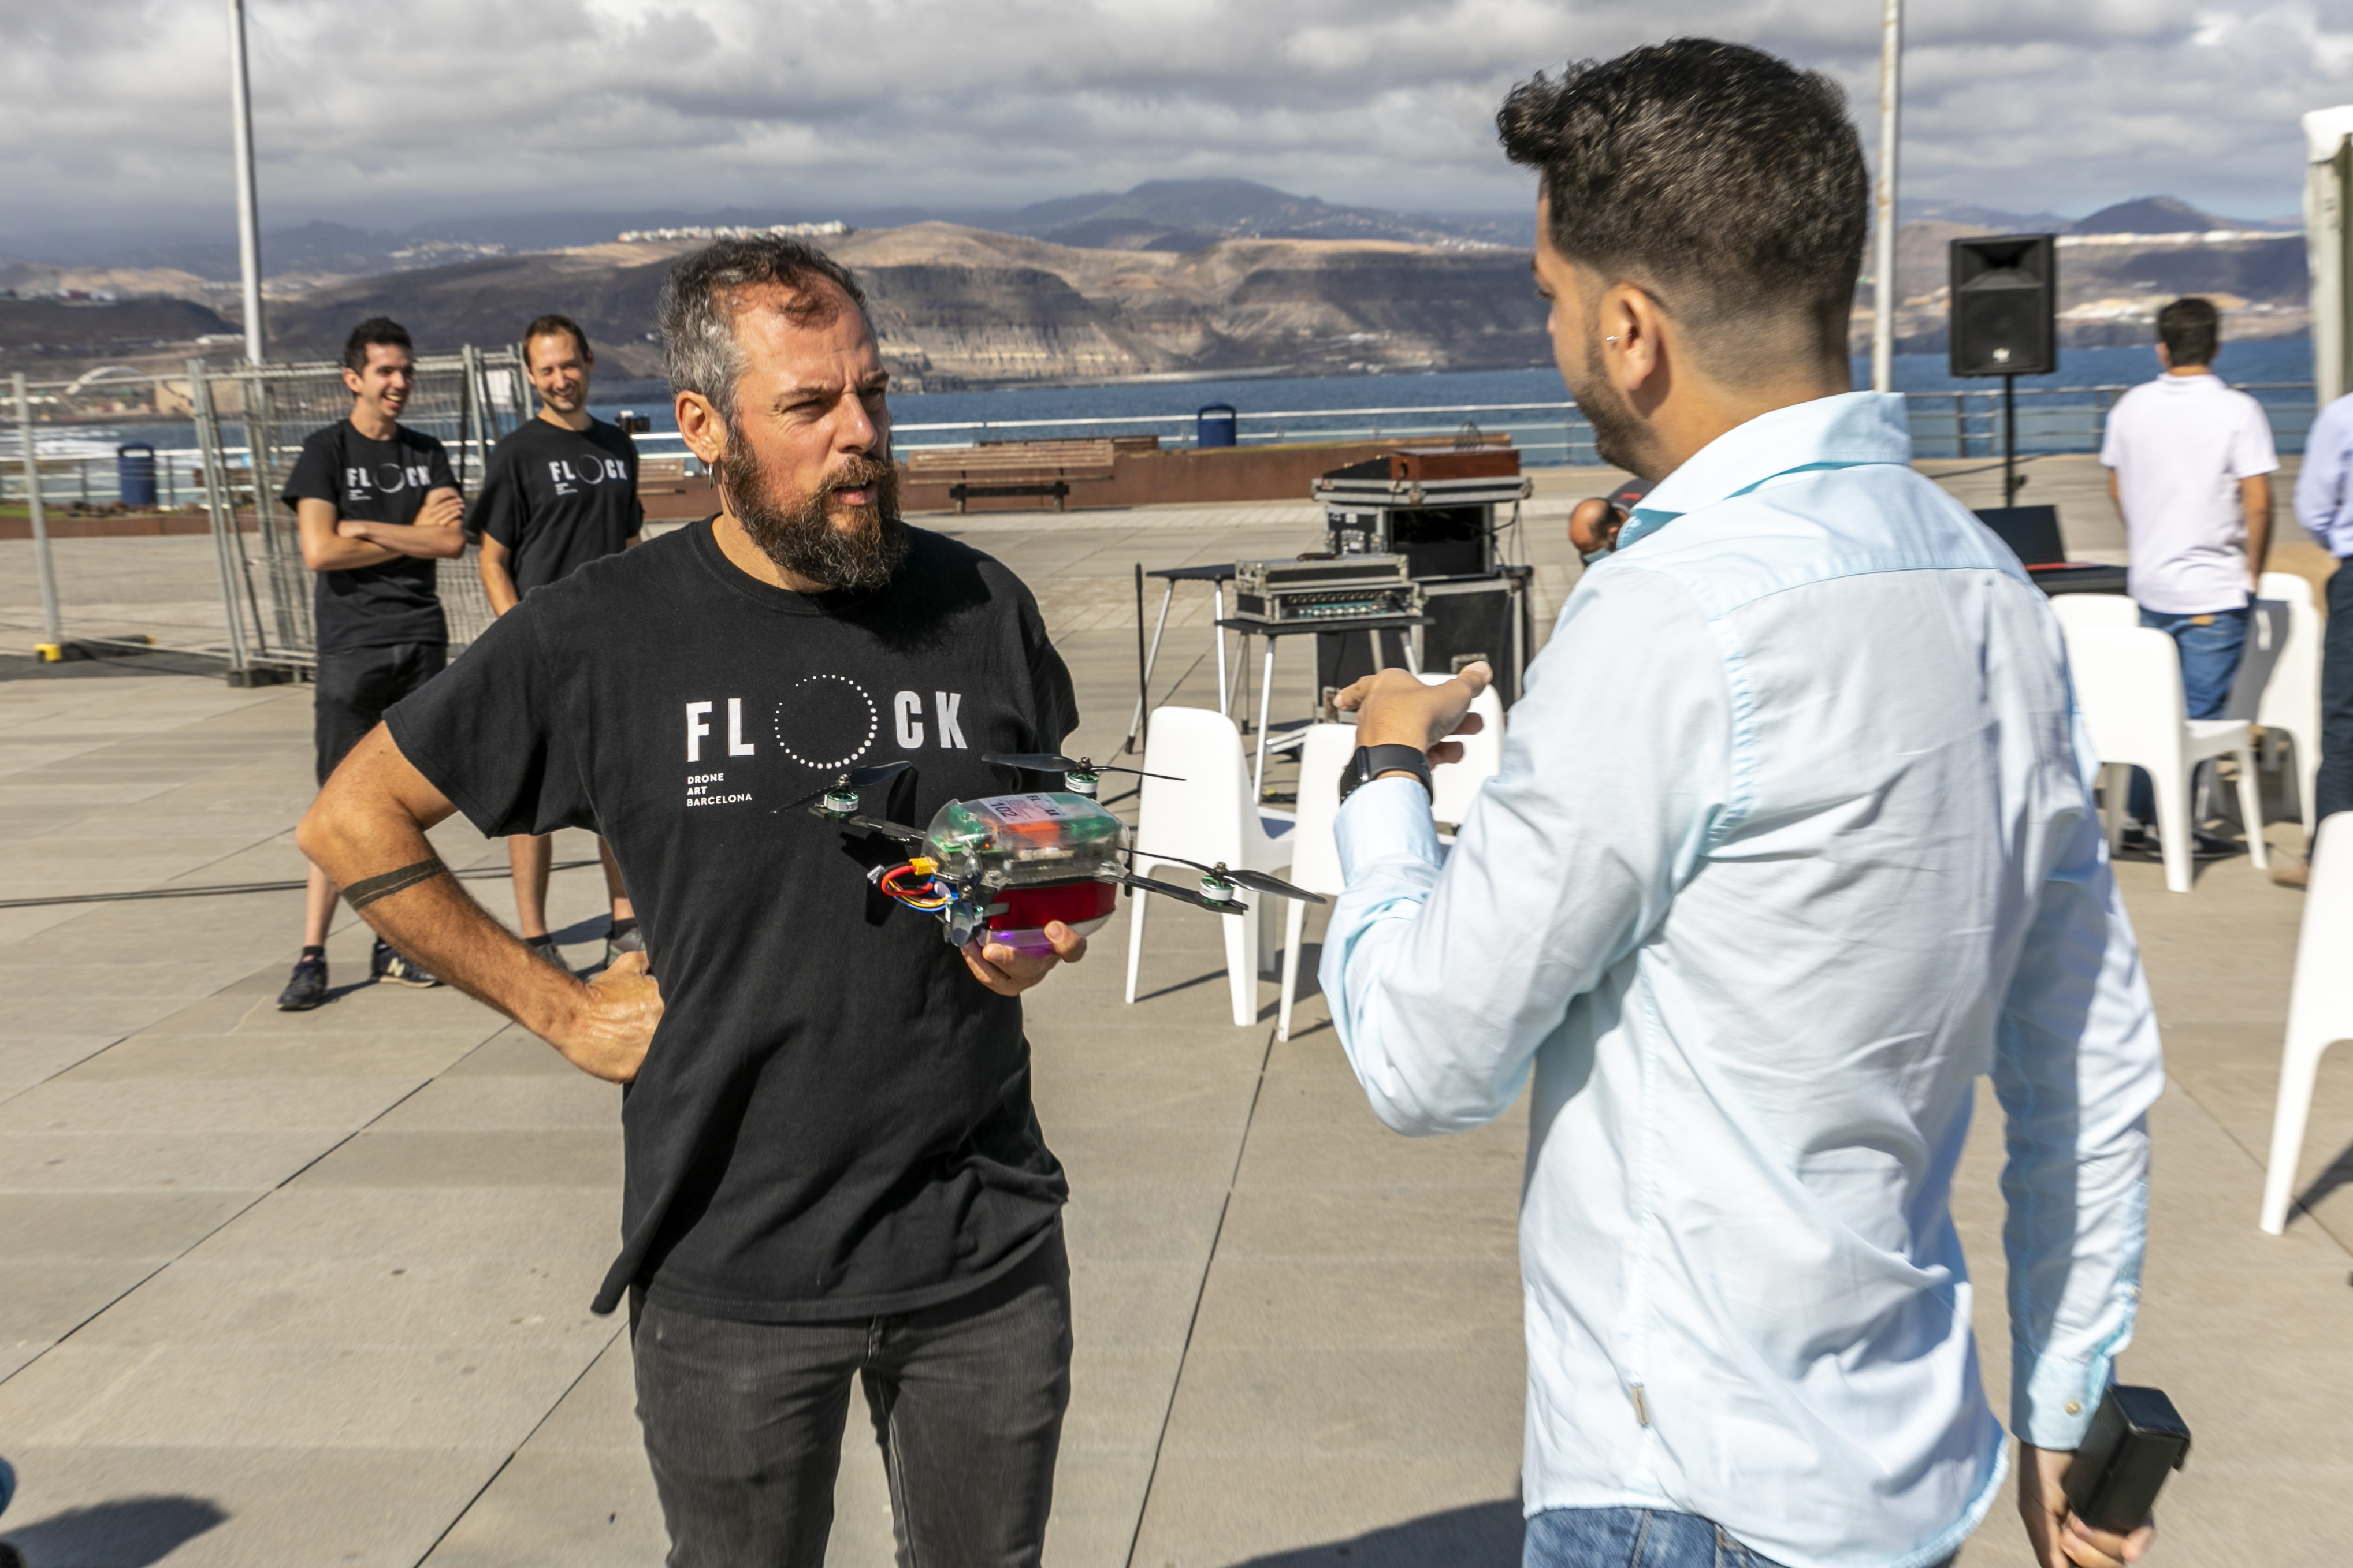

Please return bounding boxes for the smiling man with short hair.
[471,312,642,967]
[276,315,466,1010]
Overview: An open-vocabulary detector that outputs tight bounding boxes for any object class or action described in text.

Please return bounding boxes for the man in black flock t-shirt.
[471,313,643,971]
[276,316,466,1011]
[298,239,1087,1567]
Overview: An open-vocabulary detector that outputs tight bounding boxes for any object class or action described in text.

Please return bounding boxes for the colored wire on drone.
[878,862,953,910]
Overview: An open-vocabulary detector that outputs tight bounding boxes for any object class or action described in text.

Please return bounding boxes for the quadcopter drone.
[783,756,1322,954]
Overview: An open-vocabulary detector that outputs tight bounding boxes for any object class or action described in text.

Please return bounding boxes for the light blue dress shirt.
[2294,389,2353,557]
[1320,392,2162,1568]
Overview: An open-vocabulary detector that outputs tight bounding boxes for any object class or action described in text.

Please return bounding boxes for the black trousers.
[2320,561,2353,825]
[631,1230,1072,1568]
[314,641,446,785]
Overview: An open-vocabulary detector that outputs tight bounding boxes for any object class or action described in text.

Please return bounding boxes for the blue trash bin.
[117,442,157,509]
[1195,403,1237,449]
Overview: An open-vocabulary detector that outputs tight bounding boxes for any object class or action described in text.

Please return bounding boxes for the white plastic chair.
[2252,572,2324,841]
[2048,593,2139,636]
[2063,625,2267,892]
[1276,724,1355,1042]
[1124,706,1295,1026]
[1418,672,1506,827]
[2260,811,2353,1232]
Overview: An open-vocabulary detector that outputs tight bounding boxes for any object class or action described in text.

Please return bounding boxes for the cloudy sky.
[5,0,2352,252]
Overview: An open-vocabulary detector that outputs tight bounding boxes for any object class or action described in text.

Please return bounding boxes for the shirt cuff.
[2012,1345,2112,1450]
[1335,774,1444,882]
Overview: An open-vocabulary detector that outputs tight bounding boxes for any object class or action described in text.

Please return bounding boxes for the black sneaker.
[371,937,443,989]
[523,934,566,968]
[605,924,646,969]
[277,954,328,1011]
[2120,821,2242,862]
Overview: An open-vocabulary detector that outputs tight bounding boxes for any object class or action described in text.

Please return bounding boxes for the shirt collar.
[1614,391,1912,553]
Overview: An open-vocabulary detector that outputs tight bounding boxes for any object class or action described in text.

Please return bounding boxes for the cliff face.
[250,224,1548,389]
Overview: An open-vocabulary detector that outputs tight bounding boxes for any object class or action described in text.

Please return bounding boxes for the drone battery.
[987,881,1120,951]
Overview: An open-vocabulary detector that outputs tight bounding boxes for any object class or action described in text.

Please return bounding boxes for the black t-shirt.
[281,422,456,653]
[470,417,642,594]
[387,519,1080,1321]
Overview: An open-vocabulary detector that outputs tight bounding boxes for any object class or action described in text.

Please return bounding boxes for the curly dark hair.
[1496,39,1868,369]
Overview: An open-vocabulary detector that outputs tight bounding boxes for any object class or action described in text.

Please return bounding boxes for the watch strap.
[1339,743,1434,805]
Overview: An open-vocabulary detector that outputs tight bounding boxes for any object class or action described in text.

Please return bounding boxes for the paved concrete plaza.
[0,472,2347,1565]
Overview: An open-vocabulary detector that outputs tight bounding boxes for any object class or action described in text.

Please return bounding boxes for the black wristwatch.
[1339,743,1434,806]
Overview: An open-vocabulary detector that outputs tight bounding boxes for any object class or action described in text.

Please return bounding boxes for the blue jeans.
[1525,1508,1953,1568]
[2127,604,2248,822]
[2321,563,2353,823]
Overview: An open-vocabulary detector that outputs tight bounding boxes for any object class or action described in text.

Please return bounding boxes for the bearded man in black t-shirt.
[298,239,1087,1567]
[276,316,466,1011]
[471,313,643,971]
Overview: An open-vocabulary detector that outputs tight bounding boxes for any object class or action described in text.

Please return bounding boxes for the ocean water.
[17,340,2324,478]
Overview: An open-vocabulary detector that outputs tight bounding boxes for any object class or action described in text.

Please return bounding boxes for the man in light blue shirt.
[2287,389,2353,884]
[1320,42,2162,1568]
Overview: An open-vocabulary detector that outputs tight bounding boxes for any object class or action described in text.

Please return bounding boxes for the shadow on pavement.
[2293,1135,2353,1218]
[1,1495,229,1566]
[1228,1500,1523,1566]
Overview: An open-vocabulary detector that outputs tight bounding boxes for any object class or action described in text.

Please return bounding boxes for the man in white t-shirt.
[2098,295,2277,853]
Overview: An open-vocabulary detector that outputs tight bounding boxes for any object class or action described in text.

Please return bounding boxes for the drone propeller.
[1131,849,1326,904]
[831,811,926,844]
[1096,866,1246,915]
[779,758,913,817]
[984,752,1180,783]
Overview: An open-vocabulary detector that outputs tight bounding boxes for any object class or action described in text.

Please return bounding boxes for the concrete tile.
[292,1129,622,1189]
[0,1033,123,1098]
[0,1337,603,1450]
[1053,1122,1245,1191]
[1232,1114,1527,1194]
[1188,1258,1522,1354]
[0,1075,422,1134]
[516,1329,638,1454]
[65,1252,617,1353]
[0,1444,502,1568]
[1073,1259,1210,1357]
[61,1028,489,1081]
[0,1131,329,1193]
[185,1185,615,1265]
[1,1261,169,1379]
[371,1072,623,1133]
[0,1189,255,1260]
[1157,1347,1523,1462]
[1215,1187,1519,1262]
[1063,1182,1228,1265]
[1041,1449,1161,1568]
[1130,1457,1522,1568]
[417,1450,668,1567]
[439,1027,589,1078]
[1033,1066,1262,1130]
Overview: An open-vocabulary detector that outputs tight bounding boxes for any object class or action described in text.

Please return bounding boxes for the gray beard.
[718,446,908,593]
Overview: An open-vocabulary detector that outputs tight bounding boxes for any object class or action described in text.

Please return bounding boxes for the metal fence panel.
[194,349,529,671]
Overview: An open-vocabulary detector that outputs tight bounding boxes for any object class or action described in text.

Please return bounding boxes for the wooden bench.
[903,439,1118,513]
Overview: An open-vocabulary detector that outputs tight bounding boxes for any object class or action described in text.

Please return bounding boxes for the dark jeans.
[2126,605,2248,822]
[2321,561,2353,824]
[631,1230,1072,1568]
[313,640,445,784]
[1523,1507,1954,1568]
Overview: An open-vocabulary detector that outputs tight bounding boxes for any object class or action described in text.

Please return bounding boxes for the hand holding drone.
[783,756,1325,955]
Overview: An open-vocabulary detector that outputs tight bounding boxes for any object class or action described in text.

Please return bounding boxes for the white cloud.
[2,0,2349,248]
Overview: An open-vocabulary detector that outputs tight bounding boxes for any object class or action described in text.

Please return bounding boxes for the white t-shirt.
[2099,372,2278,613]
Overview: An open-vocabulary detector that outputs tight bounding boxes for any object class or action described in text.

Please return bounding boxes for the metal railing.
[0,366,2328,673]
[2,353,529,672]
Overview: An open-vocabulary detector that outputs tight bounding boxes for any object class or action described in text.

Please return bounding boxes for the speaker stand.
[2001,374,2017,505]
